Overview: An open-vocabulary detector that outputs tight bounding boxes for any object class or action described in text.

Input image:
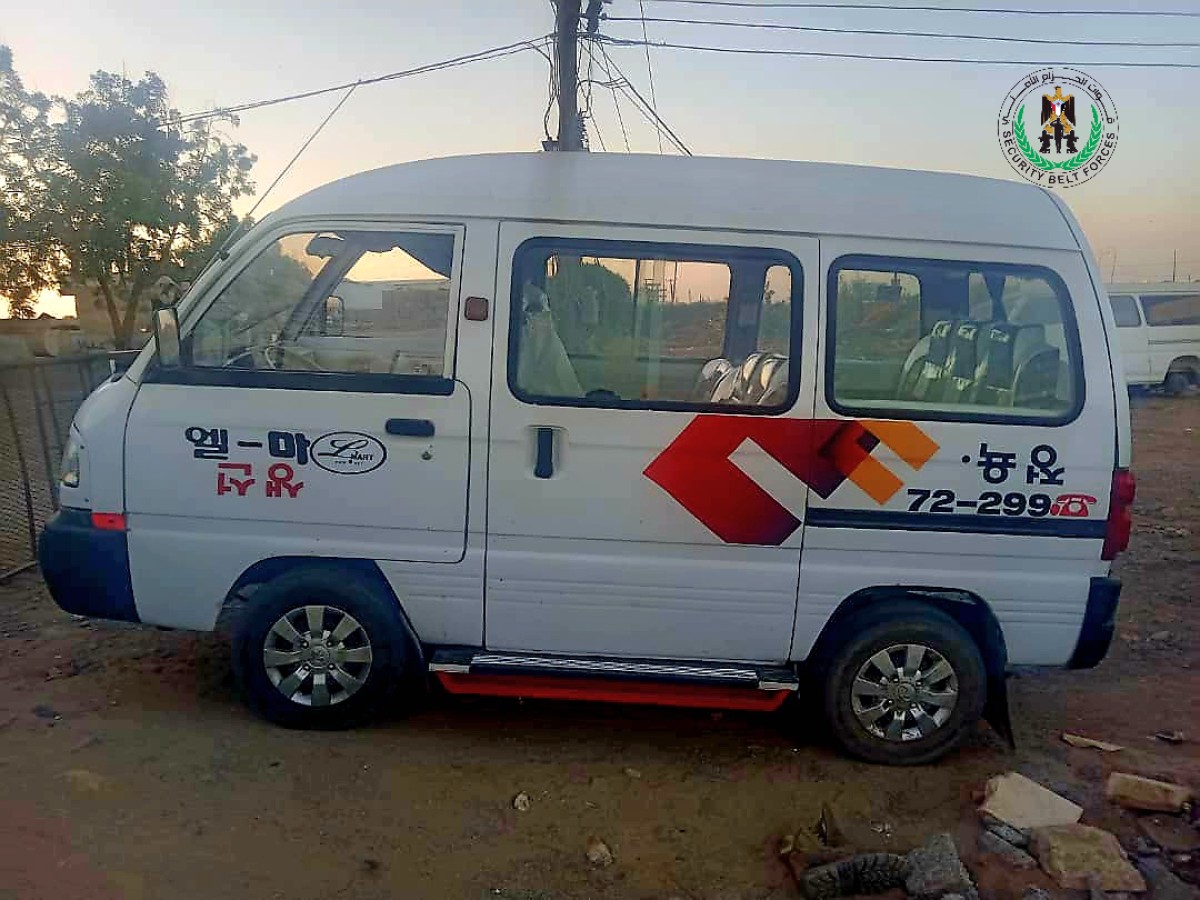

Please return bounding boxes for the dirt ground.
[1,396,1196,900]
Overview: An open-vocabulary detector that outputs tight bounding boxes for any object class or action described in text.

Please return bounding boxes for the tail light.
[1101,469,1135,561]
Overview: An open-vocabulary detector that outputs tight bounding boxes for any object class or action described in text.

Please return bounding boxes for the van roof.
[1107,282,1200,295]
[273,153,1081,252]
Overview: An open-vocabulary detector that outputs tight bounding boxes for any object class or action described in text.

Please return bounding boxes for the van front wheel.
[232,566,418,728]
[818,605,986,765]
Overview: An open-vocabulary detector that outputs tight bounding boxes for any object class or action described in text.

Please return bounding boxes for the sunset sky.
[4,0,1199,317]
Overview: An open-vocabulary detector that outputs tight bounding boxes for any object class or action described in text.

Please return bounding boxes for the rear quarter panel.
[797,237,1117,666]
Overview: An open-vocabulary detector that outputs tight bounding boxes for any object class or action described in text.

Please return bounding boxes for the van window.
[828,256,1081,422]
[509,238,800,411]
[188,230,455,378]
[1141,293,1200,326]
[1109,295,1141,328]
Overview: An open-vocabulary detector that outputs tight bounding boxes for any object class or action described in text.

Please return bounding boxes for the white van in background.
[1107,283,1200,393]
[39,153,1134,765]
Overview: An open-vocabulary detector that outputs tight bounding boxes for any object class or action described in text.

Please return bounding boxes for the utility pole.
[554,0,583,150]
[1172,248,1178,282]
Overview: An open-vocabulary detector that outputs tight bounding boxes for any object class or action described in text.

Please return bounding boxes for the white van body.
[1106,282,1200,392]
[41,154,1133,764]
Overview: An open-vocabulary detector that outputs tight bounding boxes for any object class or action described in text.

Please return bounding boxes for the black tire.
[231,565,420,728]
[1164,371,1190,396]
[815,603,986,766]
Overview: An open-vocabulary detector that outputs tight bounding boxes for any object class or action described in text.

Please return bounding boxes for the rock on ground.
[979,772,1083,830]
[978,829,1038,870]
[904,833,974,900]
[1137,816,1200,853]
[983,819,1031,849]
[1106,772,1194,814]
[1135,857,1200,900]
[1031,824,1147,892]
[585,837,614,868]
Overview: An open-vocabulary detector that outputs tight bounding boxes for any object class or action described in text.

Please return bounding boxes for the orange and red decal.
[643,417,938,545]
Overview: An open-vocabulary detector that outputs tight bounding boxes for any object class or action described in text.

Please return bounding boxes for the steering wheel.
[222,341,280,370]
[222,340,326,372]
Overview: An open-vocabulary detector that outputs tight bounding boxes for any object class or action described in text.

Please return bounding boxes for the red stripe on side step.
[434,672,790,712]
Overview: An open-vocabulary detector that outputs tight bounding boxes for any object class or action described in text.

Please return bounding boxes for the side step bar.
[428,648,798,712]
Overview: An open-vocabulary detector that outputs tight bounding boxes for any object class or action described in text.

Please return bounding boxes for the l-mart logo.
[644,417,938,545]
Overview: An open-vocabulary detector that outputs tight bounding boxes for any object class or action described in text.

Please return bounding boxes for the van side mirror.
[324,296,345,336]
[153,306,181,368]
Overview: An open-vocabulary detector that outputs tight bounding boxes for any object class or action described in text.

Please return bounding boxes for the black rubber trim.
[806,506,1107,538]
[38,508,139,623]
[144,364,455,396]
[1067,576,1121,669]
[385,418,435,437]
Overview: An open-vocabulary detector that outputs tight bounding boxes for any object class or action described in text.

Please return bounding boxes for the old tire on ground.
[232,565,419,728]
[1164,371,1190,396]
[817,603,986,765]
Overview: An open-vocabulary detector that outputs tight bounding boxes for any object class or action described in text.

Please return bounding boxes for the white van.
[40,154,1134,765]
[1106,283,1200,393]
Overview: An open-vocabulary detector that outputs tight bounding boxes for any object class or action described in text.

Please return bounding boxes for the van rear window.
[509,238,801,413]
[827,255,1082,424]
[1141,293,1200,326]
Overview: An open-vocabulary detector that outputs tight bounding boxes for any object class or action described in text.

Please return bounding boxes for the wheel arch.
[1166,355,1199,377]
[216,556,425,667]
[805,585,1014,748]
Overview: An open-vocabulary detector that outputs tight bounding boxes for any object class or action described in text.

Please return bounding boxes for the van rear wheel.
[817,604,985,765]
[1164,371,1190,396]
[232,566,419,728]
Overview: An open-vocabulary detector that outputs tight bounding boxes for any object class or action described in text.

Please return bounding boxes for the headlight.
[60,434,82,489]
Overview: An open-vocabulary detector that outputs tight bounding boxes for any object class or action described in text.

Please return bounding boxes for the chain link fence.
[0,352,139,578]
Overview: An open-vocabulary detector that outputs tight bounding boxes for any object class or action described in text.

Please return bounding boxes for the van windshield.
[187,229,456,377]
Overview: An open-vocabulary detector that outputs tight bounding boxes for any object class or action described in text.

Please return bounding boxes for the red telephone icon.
[1051,493,1097,518]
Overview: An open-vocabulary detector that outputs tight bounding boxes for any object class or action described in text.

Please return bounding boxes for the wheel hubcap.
[263,605,373,707]
[850,643,958,742]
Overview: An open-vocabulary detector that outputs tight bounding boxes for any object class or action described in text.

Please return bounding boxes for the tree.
[0,45,56,317]
[0,47,257,345]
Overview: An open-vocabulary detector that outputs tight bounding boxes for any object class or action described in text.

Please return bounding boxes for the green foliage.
[0,45,56,316]
[835,276,920,361]
[544,257,634,354]
[0,46,256,345]
[189,240,314,364]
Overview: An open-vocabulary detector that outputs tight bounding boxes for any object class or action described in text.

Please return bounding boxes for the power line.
[191,83,360,286]
[604,15,1200,48]
[167,37,553,127]
[639,0,1200,16]
[597,35,1200,68]
[587,43,633,151]
[637,0,665,153]
[595,45,693,155]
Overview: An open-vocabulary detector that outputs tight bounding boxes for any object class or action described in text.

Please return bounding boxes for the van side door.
[486,222,819,662]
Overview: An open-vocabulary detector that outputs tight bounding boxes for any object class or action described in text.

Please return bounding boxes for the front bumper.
[38,509,140,623]
[1066,576,1121,669]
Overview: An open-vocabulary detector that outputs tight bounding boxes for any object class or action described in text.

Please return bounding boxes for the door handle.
[534,426,554,479]
[385,418,435,437]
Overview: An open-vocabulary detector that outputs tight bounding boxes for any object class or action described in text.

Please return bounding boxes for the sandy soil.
[1,395,1196,900]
